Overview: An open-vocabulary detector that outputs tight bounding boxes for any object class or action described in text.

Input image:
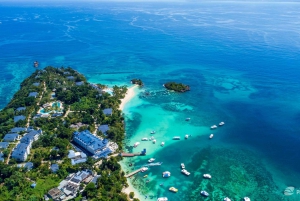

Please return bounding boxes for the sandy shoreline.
[119,85,138,110]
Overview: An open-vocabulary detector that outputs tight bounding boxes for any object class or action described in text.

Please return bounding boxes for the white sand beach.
[119,85,138,110]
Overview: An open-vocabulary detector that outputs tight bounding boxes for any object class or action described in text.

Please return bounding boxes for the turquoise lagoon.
[1,2,300,201]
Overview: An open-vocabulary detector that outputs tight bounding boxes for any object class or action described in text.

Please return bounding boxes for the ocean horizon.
[1,1,300,200]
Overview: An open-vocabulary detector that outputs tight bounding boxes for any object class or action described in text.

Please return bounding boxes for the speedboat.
[185,134,189,139]
[185,118,190,121]
[203,174,212,179]
[223,197,231,201]
[181,169,190,176]
[157,197,168,201]
[150,131,156,134]
[169,187,178,193]
[200,191,209,197]
[210,125,217,129]
[141,138,148,141]
[134,142,140,147]
[219,121,225,126]
[162,171,171,178]
[181,163,185,169]
[141,167,148,172]
[173,136,180,140]
[153,139,156,144]
[243,197,251,201]
[209,134,214,139]
[161,142,165,146]
[148,158,155,163]
[143,175,148,178]
[149,136,154,140]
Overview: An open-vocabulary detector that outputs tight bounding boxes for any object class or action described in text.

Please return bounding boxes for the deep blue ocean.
[1,1,300,200]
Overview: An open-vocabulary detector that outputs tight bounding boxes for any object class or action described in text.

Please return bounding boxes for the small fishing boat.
[157,197,168,201]
[141,138,148,141]
[223,197,231,201]
[203,174,212,179]
[162,171,171,178]
[161,142,165,146]
[134,142,140,147]
[185,118,190,121]
[141,167,148,172]
[185,134,189,139]
[143,175,148,178]
[173,136,180,140]
[211,125,217,129]
[243,197,251,201]
[148,158,155,163]
[33,61,39,68]
[181,169,190,176]
[181,163,185,169]
[219,121,225,126]
[150,131,156,134]
[200,191,209,197]
[153,139,156,144]
[169,187,178,193]
[209,134,214,139]
[129,163,133,167]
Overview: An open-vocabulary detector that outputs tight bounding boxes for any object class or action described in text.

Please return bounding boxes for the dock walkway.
[125,168,144,178]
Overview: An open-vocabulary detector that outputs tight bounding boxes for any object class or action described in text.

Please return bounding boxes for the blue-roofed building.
[103,108,113,116]
[28,92,38,98]
[75,81,84,86]
[20,129,42,146]
[31,183,36,188]
[24,162,34,170]
[10,127,27,133]
[11,143,30,161]
[0,152,4,162]
[50,164,59,173]
[16,107,26,112]
[67,76,75,80]
[32,82,40,87]
[63,71,70,75]
[98,124,109,135]
[14,115,26,123]
[0,142,9,149]
[3,133,19,142]
[73,130,111,159]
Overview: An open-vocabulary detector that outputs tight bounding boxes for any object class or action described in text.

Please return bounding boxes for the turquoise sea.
[1,1,300,200]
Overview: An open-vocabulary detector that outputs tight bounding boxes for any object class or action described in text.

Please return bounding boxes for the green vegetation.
[0,66,138,200]
[131,79,143,86]
[164,81,190,92]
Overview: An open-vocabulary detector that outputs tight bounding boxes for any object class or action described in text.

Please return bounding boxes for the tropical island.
[131,79,143,86]
[0,66,140,201]
[164,82,190,92]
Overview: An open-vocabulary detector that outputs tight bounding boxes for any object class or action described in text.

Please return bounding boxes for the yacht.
[150,131,156,134]
[157,198,168,201]
[223,197,231,201]
[210,125,217,129]
[181,169,190,176]
[148,158,155,163]
[185,118,190,121]
[209,134,214,139]
[173,136,180,140]
[243,197,251,201]
[134,142,140,147]
[219,121,225,126]
[203,174,212,179]
[153,139,156,144]
[162,171,171,178]
[181,163,185,169]
[200,191,209,197]
[141,138,148,141]
[185,134,189,139]
[141,167,148,172]
[161,142,165,146]
[169,187,178,193]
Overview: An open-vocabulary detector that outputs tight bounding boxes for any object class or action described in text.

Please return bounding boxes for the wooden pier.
[125,168,144,178]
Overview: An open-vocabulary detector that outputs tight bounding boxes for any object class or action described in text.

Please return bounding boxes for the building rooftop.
[32,82,40,87]
[103,108,113,115]
[75,81,84,86]
[20,130,42,144]
[11,143,28,158]
[10,127,27,133]
[16,107,26,112]
[14,115,26,123]
[24,162,34,170]
[98,124,110,134]
[51,164,59,173]
[28,92,38,98]
[0,152,4,162]
[67,76,75,80]
[0,142,9,149]
[3,133,19,142]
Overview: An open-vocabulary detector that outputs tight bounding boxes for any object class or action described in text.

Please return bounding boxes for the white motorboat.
[149,136,154,140]
[173,136,180,140]
[161,142,165,146]
[185,134,189,139]
[153,139,156,144]
[162,171,171,178]
[243,197,251,201]
[209,134,214,139]
[150,131,156,134]
[210,125,217,129]
[134,142,140,147]
[141,167,148,172]
[185,118,190,121]
[219,121,225,126]
[141,138,148,141]
[157,197,168,201]
[223,197,231,201]
[181,163,185,169]
[148,158,155,163]
[203,174,212,179]
[200,191,209,197]
[181,169,190,176]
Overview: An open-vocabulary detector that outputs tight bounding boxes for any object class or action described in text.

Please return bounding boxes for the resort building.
[75,81,84,86]
[0,142,9,149]
[24,162,34,170]
[28,92,38,98]
[47,188,65,201]
[3,133,20,142]
[0,152,4,162]
[15,107,26,112]
[67,76,75,80]
[103,108,113,116]
[10,127,27,133]
[14,115,26,123]
[20,129,42,147]
[73,130,112,159]
[68,150,87,165]
[11,143,30,161]
[32,82,40,87]
[51,164,59,173]
[98,124,110,135]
